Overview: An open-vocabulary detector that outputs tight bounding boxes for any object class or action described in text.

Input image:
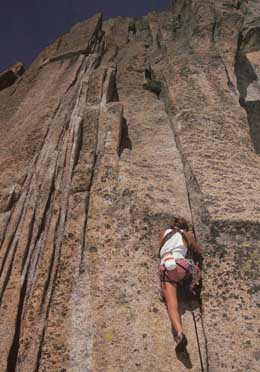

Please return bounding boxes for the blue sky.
[1,0,169,70]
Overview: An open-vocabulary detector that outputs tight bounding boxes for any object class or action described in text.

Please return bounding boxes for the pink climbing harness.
[158,228,201,292]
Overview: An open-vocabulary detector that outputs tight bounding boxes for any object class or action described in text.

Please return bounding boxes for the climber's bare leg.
[162,281,183,334]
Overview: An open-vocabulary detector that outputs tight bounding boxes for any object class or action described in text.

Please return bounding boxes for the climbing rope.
[188,225,205,372]
[191,309,204,372]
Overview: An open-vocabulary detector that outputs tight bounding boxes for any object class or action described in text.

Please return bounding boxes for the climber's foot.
[175,332,188,353]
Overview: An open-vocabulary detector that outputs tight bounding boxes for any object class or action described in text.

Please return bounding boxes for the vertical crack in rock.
[235,50,260,154]
[0,172,34,278]
[0,13,106,370]
[235,1,260,155]
[29,50,120,372]
[83,11,209,370]
[6,269,28,372]
[211,1,240,92]
[21,57,104,371]
[63,66,122,372]
[81,101,124,372]
[119,117,132,156]
[159,74,209,372]
[157,3,260,371]
[101,66,119,104]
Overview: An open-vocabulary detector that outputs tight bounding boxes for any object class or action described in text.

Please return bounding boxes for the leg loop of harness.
[159,264,178,285]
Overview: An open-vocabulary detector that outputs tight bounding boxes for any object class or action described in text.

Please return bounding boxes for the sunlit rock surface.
[0,1,260,371]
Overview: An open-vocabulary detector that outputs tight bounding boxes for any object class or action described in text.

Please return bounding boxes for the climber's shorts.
[159,258,190,284]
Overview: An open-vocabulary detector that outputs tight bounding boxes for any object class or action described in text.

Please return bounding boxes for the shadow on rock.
[179,298,201,315]
[171,327,192,369]
[176,348,193,369]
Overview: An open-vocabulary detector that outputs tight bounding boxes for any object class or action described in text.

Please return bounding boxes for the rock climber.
[159,217,202,352]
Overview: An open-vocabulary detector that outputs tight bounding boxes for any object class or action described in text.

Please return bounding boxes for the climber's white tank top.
[160,229,188,259]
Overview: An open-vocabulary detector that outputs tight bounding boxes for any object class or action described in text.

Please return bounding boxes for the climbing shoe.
[175,333,188,353]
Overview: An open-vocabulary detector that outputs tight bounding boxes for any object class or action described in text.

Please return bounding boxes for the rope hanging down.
[191,309,204,372]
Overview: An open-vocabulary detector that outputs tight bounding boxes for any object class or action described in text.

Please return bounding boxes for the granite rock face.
[0,2,260,371]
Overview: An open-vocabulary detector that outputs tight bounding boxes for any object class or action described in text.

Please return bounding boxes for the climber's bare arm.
[186,231,202,254]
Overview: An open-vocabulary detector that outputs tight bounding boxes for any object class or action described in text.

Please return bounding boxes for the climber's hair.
[171,217,190,231]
